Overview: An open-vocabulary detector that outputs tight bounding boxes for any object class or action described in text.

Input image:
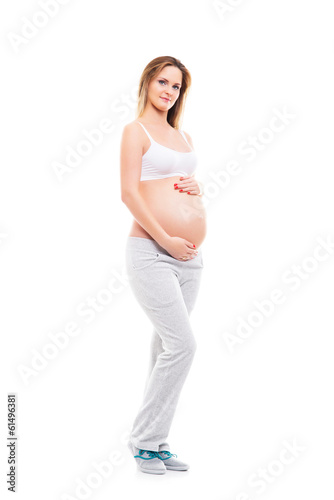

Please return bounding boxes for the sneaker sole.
[137,465,166,474]
[165,466,189,471]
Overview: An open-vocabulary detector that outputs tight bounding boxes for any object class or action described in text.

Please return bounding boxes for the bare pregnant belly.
[128,175,207,248]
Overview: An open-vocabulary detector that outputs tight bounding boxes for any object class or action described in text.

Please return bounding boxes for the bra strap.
[179,129,191,148]
[137,122,154,142]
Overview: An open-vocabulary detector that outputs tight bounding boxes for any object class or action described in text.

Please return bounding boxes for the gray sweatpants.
[125,236,204,452]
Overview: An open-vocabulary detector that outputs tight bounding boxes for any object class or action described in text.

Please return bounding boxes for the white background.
[1,0,334,498]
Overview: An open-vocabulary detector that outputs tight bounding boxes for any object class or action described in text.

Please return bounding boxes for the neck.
[140,101,169,126]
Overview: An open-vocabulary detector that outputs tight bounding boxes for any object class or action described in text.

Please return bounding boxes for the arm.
[120,123,171,248]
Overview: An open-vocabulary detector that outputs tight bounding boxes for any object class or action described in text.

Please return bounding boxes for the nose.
[165,85,174,96]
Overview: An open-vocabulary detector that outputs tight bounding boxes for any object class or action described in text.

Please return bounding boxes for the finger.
[177,184,195,192]
[174,182,190,190]
[180,185,198,194]
[176,180,194,188]
[185,241,196,249]
[175,177,195,187]
[178,187,199,194]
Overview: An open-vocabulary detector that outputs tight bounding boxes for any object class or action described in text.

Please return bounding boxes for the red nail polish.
[180,189,183,192]
[193,245,196,248]
[187,191,190,194]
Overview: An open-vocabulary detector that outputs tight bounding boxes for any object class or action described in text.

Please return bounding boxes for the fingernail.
[174,183,177,186]
[193,245,196,248]
[187,191,190,194]
[180,189,183,192]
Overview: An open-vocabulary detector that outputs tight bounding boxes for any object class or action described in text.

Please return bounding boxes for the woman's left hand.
[173,175,202,196]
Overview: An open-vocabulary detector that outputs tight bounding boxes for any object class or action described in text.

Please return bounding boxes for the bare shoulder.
[182,130,194,149]
[121,120,144,144]
[122,120,142,135]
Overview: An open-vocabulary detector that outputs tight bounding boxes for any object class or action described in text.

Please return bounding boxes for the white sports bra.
[137,122,198,181]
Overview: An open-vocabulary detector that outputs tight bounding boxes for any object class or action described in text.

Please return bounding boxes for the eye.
[158,80,180,90]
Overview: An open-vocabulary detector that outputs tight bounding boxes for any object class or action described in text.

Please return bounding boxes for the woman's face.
[147,66,183,111]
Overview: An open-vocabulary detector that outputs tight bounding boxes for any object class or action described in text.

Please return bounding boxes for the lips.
[160,97,170,102]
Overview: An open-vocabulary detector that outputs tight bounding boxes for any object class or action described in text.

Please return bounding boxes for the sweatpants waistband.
[126,236,202,259]
[126,236,170,257]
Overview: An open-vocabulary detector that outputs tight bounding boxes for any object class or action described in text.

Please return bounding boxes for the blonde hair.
[136,56,192,129]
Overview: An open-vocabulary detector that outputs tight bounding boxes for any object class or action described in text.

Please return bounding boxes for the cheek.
[154,88,163,100]
[148,82,160,97]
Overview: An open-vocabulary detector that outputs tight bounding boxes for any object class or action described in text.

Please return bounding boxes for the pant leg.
[142,269,204,452]
[125,237,203,452]
[143,328,163,395]
[144,261,204,394]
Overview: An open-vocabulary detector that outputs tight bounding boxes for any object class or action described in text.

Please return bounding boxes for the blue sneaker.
[156,450,189,471]
[127,441,166,474]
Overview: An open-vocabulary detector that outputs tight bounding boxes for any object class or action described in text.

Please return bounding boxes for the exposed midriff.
[128,175,207,249]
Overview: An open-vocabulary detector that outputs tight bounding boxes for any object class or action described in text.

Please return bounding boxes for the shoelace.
[156,450,178,460]
[134,449,178,460]
[133,450,160,460]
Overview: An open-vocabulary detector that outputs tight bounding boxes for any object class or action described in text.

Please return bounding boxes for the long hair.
[136,56,192,130]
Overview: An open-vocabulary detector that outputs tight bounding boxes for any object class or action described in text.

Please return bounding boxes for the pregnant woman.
[120,56,207,475]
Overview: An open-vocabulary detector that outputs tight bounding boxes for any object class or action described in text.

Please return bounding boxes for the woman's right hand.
[162,236,198,261]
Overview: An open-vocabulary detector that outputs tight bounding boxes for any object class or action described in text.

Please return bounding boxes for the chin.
[156,103,169,110]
